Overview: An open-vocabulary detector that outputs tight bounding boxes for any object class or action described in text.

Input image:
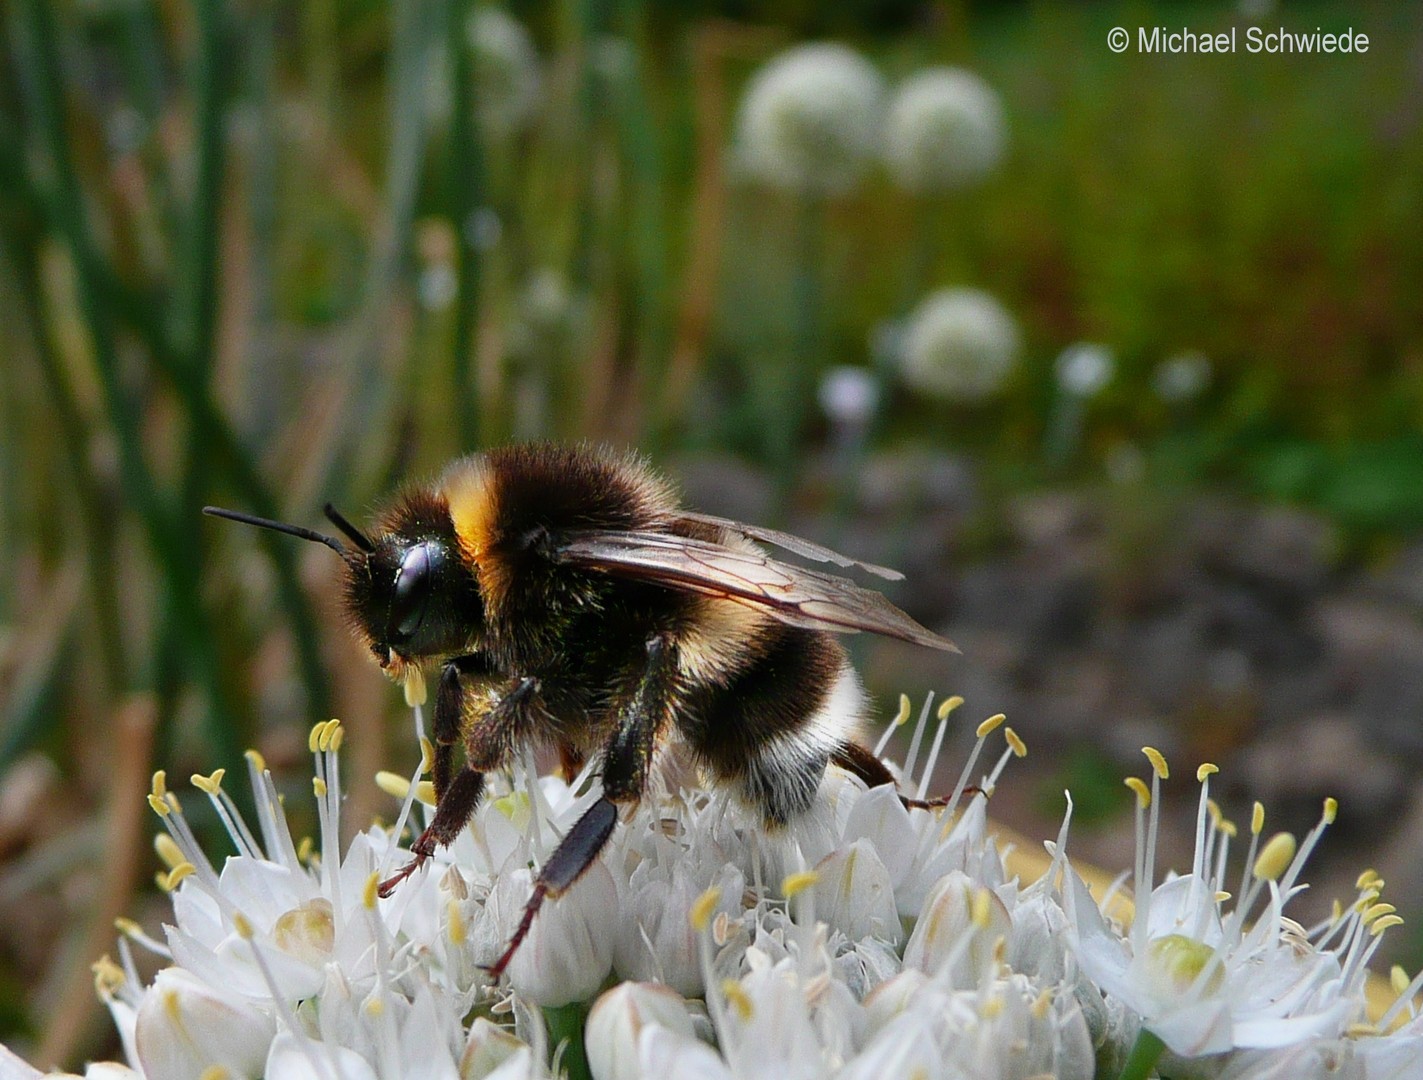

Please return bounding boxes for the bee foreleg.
[484,635,677,980]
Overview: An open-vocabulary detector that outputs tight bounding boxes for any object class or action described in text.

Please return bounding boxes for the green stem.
[15,0,241,765]
[445,0,481,452]
[1117,1028,1166,1080]
[542,1001,592,1080]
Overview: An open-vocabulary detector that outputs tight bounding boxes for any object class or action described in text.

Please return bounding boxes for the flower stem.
[1117,1028,1166,1080]
[543,1001,592,1080]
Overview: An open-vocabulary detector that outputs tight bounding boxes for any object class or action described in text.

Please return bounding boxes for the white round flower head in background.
[1154,349,1212,403]
[735,43,885,197]
[898,287,1021,401]
[884,67,1007,193]
[1055,341,1114,397]
[467,7,541,137]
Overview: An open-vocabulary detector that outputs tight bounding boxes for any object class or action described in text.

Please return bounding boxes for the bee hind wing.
[557,529,956,652]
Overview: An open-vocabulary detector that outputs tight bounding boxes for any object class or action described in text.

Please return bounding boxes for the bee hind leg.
[484,635,677,979]
[830,741,956,810]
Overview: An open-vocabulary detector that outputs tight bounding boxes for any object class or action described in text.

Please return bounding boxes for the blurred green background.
[1,0,1421,1068]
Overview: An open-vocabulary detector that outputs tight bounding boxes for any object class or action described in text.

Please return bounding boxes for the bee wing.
[674,511,904,580]
[557,530,956,651]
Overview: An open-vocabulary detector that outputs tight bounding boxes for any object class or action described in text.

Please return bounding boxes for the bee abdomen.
[677,625,866,826]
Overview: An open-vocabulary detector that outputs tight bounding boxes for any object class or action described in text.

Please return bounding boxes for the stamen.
[1142,747,1169,780]
[902,693,937,781]
[874,694,914,758]
[690,887,722,933]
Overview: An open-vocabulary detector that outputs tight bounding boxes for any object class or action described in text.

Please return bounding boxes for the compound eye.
[390,541,441,642]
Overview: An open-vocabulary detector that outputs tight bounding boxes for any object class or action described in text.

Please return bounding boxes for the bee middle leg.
[484,634,677,979]
[830,740,955,811]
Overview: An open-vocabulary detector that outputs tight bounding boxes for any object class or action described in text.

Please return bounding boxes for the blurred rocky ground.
[676,449,1423,961]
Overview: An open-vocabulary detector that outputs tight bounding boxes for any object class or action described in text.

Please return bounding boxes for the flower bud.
[885,68,1006,192]
[902,871,1011,986]
[812,839,902,946]
[478,862,617,1006]
[134,968,275,1080]
[461,1017,533,1079]
[587,982,696,1080]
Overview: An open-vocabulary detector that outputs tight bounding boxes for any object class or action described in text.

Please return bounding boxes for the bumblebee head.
[203,497,485,671]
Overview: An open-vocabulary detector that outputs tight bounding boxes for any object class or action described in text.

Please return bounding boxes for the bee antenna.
[203,506,349,558]
[323,503,376,553]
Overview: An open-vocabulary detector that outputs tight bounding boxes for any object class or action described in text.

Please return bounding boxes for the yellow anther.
[721,980,754,1021]
[1332,899,1343,921]
[1322,797,1338,824]
[114,917,143,938]
[1196,763,1218,783]
[1363,904,1398,926]
[447,900,466,946]
[328,724,344,753]
[313,777,328,798]
[980,994,1004,1019]
[165,862,196,889]
[1356,888,1382,910]
[151,770,167,799]
[308,722,324,753]
[690,887,722,932]
[1031,988,1054,1020]
[1251,802,1265,836]
[1124,777,1151,809]
[970,887,993,929]
[419,737,436,775]
[191,769,226,796]
[893,694,912,726]
[199,1066,231,1080]
[92,955,126,995]
[1371,915,1405,936]
[1218,819,1237,839]
[375,771,412,800]
[415,781,436,807]
[314,718,340,753]
[363,871,380,910]
[782,870,820,899]
[1215,891,1232,903]
[1347,1023,1380,1038]
[232,912,255,940]
[154,832,185,869]
[1357,869,1382,890]
[365,997,386,1018]
[1004,727,1027,757]
[1142,747,1169,780]
[297,836,315,864]
[1391,965,1411,996]
[404,666,428,708]
[936,695,965,721]
[1252,832,1297,882]
[1206,799,1223,825]
[147,793,171,818]
[976,713,1006,738]
[244,748,267,772]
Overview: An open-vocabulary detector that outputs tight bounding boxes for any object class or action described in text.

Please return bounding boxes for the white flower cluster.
[896,287,1022,402]
[734,44,1007,198]
[10,697,1420,1080]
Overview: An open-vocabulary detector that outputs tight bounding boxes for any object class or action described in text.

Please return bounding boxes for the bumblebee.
[206,443,954,975]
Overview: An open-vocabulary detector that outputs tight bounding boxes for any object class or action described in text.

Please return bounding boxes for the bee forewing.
[675,511,905,580]
[558,530,956,652]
